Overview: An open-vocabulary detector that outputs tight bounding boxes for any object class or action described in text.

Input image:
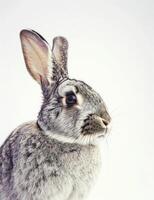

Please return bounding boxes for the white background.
[0,0,153,200]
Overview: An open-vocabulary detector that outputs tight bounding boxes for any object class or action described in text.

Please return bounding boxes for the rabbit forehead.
[58,79,77,96]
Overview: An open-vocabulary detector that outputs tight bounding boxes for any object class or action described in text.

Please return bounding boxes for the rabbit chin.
[45,130,106,145]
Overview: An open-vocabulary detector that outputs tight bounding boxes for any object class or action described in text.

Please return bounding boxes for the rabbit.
[0,29,111,200]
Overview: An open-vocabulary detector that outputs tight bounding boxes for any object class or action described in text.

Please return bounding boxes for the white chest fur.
[33,145,101,200]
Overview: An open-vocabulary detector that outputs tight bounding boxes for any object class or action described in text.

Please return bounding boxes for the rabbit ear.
[20,29,52,86]
[51,36,68,79]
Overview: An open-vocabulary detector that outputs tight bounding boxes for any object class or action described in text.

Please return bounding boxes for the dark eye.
[65,92,77,106]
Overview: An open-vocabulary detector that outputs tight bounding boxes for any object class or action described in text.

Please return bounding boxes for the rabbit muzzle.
[81,113,110,137]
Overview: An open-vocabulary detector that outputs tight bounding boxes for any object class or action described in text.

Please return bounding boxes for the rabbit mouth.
[81,128,108,137]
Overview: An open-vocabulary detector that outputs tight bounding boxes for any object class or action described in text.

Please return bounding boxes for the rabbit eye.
[65,92,77,107]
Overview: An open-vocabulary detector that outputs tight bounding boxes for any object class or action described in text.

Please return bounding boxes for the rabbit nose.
[102,119,110,127]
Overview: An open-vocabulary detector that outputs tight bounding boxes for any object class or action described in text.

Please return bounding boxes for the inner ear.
[20,29,52,86]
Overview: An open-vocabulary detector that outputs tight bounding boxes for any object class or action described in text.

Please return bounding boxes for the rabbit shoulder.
[0,121,101,200]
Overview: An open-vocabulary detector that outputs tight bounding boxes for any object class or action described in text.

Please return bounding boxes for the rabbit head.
[20,29,111,145]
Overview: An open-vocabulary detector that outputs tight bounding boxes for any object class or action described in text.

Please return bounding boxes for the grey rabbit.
[0,29,111,200]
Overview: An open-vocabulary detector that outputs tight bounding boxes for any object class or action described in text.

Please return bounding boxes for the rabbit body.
[0,30,111,200]
[0,122,101,200]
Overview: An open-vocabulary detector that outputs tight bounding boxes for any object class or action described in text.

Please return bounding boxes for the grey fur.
[0,29,111,200]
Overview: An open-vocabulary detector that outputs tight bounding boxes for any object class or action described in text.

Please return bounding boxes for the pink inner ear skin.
[20,29,51,85]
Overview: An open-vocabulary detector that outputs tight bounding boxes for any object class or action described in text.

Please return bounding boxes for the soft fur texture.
[0,29,111,200]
